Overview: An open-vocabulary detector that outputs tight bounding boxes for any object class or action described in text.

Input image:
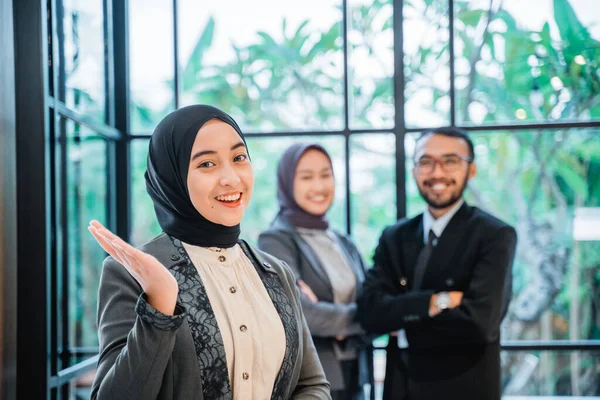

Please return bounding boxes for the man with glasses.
[357,127,517,400]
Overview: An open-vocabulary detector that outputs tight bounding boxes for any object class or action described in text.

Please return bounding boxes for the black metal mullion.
[60,122,71,400]
[502,340,600,351]
[105,0,116,128]
[125,121,600,138]
[14,0,51,396]
[344,134,352,235]
[173,0,180,109]
[342,0,352,235]
[113,0,131,241]
[53,1,70,397]
[459,120,600,132]
[58,117,70,374]
[373,340,600,351]
[394,0,407,220]
[449,0,456,126]
[48,0,60,386]
[131,129,401,139]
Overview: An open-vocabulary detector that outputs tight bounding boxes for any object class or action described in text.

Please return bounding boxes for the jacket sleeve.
[277,262,332,399]
[91,258,187,400]
[258,231,362,338]
[425,226,517,344]
[356,227,434,335]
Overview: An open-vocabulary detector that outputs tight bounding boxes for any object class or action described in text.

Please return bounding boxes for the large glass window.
[58,0,106,123]
[177,0,344,132]
[65,120,107,349]
[454,0,600,124]
[45,0,600,397]
[129,0,175,132]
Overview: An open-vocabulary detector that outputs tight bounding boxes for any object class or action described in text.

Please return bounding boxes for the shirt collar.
[423,199,464,243]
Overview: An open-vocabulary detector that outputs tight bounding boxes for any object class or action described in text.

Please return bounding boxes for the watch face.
[436,293,451,310]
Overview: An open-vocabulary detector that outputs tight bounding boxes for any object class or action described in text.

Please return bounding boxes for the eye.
[234,154,248,162]
[443,157,460,166]
[417,158,432,166]
[198,161,215,169]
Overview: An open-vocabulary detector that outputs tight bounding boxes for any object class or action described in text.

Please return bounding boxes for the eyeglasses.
[414,154,473,174]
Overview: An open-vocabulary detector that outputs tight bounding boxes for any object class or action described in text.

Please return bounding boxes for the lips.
[425,180,454,194]
[307,194,328,203]
[215,192,243,208]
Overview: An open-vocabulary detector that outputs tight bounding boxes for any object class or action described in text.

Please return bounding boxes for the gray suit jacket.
[91,233,331,400]
[258,217,374,392]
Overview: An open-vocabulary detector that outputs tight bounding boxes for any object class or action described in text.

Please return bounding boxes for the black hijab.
[145,104,248,248]
[275,142,332,230]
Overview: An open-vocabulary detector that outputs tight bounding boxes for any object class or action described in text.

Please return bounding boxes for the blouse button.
[240,325,247,332]
[218,255,226,262]
[400,278,407,286]
[229,286,237,294]
[242,372,249,380]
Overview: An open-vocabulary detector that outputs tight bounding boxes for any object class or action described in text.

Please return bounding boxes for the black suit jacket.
[357,202,517,400]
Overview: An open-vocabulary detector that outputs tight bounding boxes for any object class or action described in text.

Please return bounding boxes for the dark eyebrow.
[231,142,246,152]
[191,142,246,161]
[417,153,462,159]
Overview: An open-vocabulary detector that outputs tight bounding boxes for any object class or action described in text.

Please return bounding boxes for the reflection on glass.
[348,0,394,129]
[65,120,107,348]
[243,136,347,244]
[404,0,450,128]
[406,130,600,343]
[454,0,600,124]
[501,351,600,396]
[131,140,162,246]
[350,134,396,260]
[177,0,344,132]
[60,0,106,122]
[129,0,175,133]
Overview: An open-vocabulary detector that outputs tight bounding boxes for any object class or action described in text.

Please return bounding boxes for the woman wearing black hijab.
[88,105,330,400]
[258,143,374,400]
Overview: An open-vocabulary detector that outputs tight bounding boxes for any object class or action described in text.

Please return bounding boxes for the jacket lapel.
[271,217,333,292]
[421,203,471,289]
[402,216,424,289]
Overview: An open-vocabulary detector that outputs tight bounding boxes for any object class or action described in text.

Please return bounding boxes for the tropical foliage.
[63,0,599,395]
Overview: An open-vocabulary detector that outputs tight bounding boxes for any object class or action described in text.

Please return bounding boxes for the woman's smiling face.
[186,119,254,226]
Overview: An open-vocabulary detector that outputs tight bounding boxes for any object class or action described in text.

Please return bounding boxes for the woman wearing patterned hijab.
[88,105,330,400]
[258,143,374,400]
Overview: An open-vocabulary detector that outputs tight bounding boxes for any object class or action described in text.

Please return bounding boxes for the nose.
[313,178,326,191]
[218,162,241,187]
[430,160,446,178]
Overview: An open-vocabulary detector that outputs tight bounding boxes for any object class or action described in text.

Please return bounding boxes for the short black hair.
[416,127,475,160]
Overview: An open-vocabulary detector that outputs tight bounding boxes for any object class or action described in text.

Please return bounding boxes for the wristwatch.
[434,291,451,313]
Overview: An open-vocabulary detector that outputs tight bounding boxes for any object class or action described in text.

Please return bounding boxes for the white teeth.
[432,184,447,190]
[217,193,241,202]
[311,195,326,202]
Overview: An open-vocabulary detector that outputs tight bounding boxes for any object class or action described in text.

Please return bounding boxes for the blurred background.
[1,0,599,398]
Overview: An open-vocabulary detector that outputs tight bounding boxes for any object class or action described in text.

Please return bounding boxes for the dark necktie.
[412,230,438,290]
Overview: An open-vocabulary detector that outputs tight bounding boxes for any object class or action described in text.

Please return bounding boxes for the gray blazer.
[91,233,331,400]
[258,217,374,392]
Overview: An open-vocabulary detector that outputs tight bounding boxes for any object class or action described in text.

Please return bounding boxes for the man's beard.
[418,172,469,209]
